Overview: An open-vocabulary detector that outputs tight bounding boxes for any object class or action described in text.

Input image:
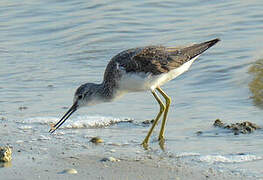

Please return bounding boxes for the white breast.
[117,56,198,94]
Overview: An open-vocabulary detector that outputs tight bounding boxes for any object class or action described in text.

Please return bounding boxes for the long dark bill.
[49,102,78,133]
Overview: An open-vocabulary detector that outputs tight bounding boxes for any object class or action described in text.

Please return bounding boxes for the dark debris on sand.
[213,119,261,135]
[142,119,154,125]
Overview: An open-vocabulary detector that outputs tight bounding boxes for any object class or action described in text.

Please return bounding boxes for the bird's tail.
[166,38,220,67]
[181,38,220,59]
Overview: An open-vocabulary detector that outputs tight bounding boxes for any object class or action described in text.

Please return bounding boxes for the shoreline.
[0,120,257,180]
[0,148,252,180]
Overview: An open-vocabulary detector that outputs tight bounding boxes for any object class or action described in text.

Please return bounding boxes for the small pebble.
[18,106,28,110]
[62,168,78,174]
[101,157,120,162]
[109,149,116,153]
[90,137,103,144]
[195,131,203,136]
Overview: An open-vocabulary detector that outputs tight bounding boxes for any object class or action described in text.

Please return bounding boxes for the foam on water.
[22,115,133,129]
[176,152,200,157]
[199,154,262,163]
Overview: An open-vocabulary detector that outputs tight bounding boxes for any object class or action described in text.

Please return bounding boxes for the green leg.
[142,90,165,149]
[156,87,171,143]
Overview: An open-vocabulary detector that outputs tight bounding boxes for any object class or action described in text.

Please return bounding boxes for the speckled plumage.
[102,38,220,97]
[50,38,220,141]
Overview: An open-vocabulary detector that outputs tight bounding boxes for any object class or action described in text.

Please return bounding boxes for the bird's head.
[74,83,103,107]
[49,83,103,133]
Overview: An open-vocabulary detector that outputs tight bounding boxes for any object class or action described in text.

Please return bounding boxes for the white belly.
[117,57,197,94]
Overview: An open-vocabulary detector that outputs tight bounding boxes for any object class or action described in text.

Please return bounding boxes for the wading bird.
[50,38,220,149]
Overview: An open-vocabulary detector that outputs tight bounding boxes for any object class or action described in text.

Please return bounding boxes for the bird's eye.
[78,95,83,99]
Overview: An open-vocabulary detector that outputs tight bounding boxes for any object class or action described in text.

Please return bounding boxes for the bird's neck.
[94,82,116,102]
[95,80,124,102]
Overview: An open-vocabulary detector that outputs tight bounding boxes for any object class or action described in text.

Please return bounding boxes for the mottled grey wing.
[121,46,171,75]
[103,38,220,86]
[123,38,220,75]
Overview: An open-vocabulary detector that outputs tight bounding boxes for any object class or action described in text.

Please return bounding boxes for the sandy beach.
[0,115,260,180]
[0,143,252,180]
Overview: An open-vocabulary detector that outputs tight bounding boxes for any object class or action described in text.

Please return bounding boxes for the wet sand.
[0,118,257,180]
[0,147,252,180]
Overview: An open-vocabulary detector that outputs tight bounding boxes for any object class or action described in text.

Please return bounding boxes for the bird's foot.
[158,136,165,151]
[141,141,149,150]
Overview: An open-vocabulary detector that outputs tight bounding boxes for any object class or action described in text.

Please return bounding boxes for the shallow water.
[1,0,263,178]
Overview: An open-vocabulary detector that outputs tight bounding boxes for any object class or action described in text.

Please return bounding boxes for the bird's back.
[102,46,189,94]
[103,38,220,84]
